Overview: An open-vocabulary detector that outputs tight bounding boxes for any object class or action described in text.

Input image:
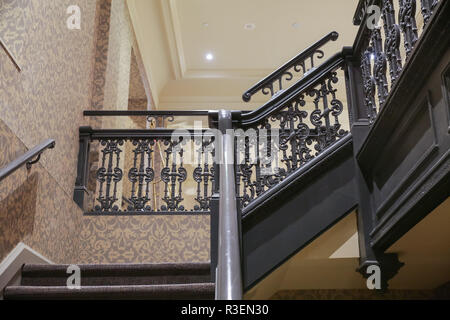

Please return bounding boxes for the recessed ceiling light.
[202,22,209,27]
[244,23,256,30]
[292,22,300,29]
[205,53,214,61]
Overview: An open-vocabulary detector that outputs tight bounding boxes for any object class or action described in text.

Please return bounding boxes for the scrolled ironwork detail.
[127,139,155,211]
[361,49,377,123]
[398,0,418,59]
[147,115,175,128]
[193,137,215,211]
[95,139,124,212]
[357,0,440,125]
[242,32,339,102]
[236,65,348,209]
[382,0,403,83]
[160,139,188,212]
[89,132,216,214]
[420,0,438,26]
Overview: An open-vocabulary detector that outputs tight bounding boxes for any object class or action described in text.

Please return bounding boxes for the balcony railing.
[353,0,441,124]
[75,127,215,215]
[236,53,350,212]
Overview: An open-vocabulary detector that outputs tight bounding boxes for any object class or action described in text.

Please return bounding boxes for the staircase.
[3,263,214,300]
[1,0,448,300]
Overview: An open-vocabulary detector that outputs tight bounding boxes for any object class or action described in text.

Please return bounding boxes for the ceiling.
[127,0,359,110]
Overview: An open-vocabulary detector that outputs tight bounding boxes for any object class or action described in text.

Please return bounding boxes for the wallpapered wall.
[0,0,96,263]
[0,119,83,263]
[0,0,210,264]
[79,0,211,265]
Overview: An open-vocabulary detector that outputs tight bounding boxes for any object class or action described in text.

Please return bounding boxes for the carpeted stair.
[3,263,215,300]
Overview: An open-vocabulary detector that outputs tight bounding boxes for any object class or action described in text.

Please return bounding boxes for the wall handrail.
[0,139,55,182]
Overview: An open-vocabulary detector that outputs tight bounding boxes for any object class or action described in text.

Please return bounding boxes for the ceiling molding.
[183,68,275,79]
[160,0,186,80]
[127,0,160,107]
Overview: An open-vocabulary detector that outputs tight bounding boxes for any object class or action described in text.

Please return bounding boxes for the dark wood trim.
[370,149,450,250]
[373,92,438,219]
[442,62,450,133]
[242,134,353,218]
[242,134,357,290]
[89,128,214,139]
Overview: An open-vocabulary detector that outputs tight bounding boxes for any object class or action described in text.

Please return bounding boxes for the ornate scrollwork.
[382,0,403,83]
[399,0,418,59]
[91,133,216,214]
[127,139,155,211]
[371,28,389,109]
[358,0,440,125]
[420,0,438,26]
[160,139,188,212]
[147,115,175,128]
[95,139,124,212]
[236,67,348,208]
[361,49,377,123]
[242,32,339,102]
[193,137,215,211]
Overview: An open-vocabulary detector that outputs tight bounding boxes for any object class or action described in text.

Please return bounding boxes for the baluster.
[328,72,345,140]
[420,0,438,26]
[161,139,187,211]
[127,139,155,211]
[95,139,124,212]
[194,137,215,211]
[398,0,418,59]
[371,28,389,107]
[293,97,312,166]
[382,0,403,83]
[361,49,378,123]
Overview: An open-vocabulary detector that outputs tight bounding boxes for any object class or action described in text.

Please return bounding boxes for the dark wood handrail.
[240,51,345,127]
[83,110,211,116]
[242,31,339,102]
[82,127,215,139]
[0,139,56,182]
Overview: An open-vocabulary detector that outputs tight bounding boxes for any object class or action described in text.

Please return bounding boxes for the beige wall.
[0,0,97,263]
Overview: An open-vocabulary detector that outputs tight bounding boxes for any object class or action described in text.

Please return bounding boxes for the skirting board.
[0,242,52,299]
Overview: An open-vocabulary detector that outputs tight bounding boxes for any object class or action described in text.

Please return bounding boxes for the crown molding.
[160,0,186,80]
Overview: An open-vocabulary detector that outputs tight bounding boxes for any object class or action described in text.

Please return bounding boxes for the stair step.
[21,263,211,286]
[4,283,215,300]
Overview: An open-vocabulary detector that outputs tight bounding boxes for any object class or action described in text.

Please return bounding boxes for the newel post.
[73,126,92,210]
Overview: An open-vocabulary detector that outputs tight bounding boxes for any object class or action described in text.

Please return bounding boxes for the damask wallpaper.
[0,119,83,263]
[0,0,97,197]
[0,0,211,265]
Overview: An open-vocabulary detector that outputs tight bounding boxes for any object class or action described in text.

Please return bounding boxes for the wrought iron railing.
[235,53,350,212]
[0,139,55,182]
[242,31,339,103]
[74,127,216,215]
[354,0,441,124]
